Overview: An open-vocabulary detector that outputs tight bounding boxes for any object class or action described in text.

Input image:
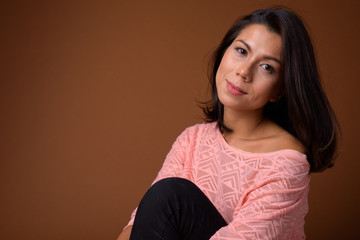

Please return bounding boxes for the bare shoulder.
[269,123,306,154]
[226,120,306,154]
[117,225,132,240]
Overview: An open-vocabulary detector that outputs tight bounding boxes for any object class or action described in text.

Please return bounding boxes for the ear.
[269,94,282,103]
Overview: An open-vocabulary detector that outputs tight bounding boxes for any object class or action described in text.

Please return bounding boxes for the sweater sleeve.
[125,127,194,227]
[210,156,310,240]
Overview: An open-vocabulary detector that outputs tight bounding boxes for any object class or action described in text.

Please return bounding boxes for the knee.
[141,178,198,204]
[149,177,196,194]
[148,177,191,193]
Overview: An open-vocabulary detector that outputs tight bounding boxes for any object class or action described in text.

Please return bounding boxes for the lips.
[225,80,247,96]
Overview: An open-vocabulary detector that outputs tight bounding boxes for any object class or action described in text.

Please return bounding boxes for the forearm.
[117,225,132,240]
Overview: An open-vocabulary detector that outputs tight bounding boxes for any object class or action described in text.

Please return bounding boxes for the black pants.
[130,177,227,240]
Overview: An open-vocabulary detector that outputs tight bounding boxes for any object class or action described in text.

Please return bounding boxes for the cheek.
[215,63,226,88]
[216,64,224,82]
[263,81,282,99]
[216,51,233,78]
[270,77,283,95]
[215,74,221,95]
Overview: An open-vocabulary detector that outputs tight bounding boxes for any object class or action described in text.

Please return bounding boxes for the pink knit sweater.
[127,122,310,239]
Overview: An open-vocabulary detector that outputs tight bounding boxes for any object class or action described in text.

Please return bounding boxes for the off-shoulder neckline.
[212,123,307,160]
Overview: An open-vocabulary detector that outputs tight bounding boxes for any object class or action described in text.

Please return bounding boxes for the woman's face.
[216,24,282,114]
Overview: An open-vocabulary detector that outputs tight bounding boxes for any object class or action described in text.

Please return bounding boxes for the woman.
[118,7,340,240]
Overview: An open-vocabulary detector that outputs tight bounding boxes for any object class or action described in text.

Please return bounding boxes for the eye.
[235,47,247,56]
[261,64,274,73]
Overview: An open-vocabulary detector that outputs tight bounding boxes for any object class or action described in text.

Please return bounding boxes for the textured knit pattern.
[127,122,311,239]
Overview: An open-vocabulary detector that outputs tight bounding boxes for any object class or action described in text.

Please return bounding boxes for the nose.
[235,61,252,82]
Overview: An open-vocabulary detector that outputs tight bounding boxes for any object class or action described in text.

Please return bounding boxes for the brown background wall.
[1,0,359,239]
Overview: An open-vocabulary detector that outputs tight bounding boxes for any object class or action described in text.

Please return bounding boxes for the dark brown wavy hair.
[202,7,341,172]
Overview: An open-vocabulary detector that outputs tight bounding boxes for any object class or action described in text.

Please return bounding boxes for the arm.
[211,157,310,240]
[150,127,193,182]
[117,225,132,240]
[120,127,195,235]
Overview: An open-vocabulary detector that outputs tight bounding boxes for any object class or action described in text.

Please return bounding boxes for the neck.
[222,107,266,140]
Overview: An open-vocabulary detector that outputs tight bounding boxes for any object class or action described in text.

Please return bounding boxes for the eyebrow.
[237,40,281,64]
